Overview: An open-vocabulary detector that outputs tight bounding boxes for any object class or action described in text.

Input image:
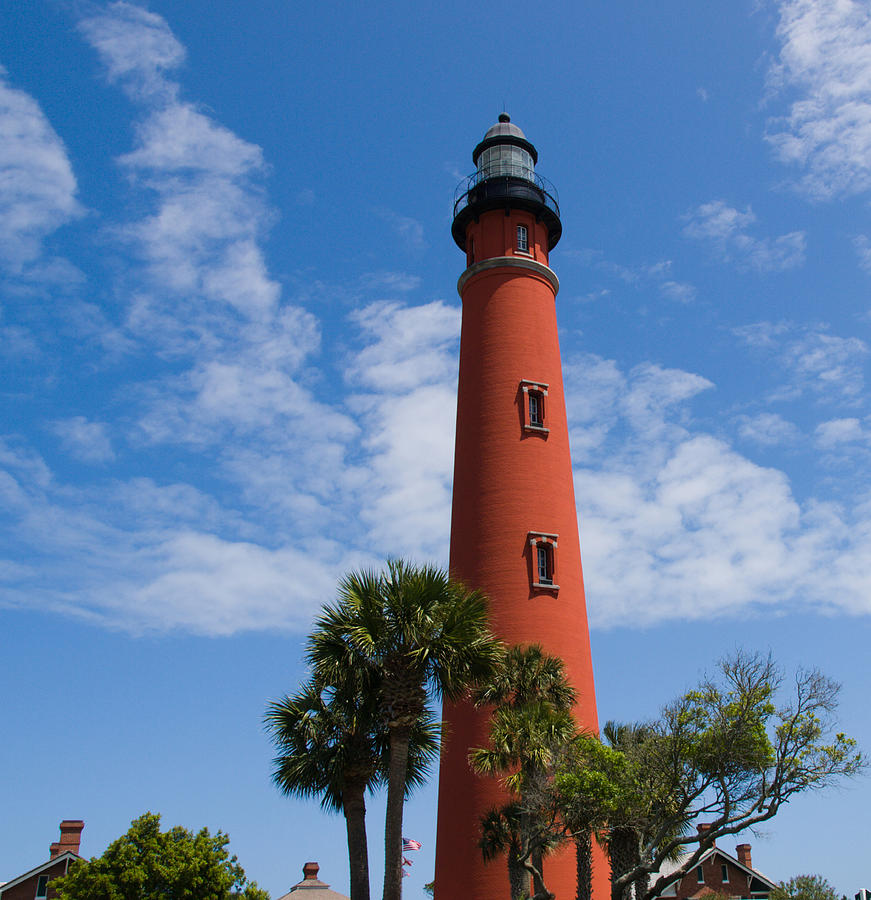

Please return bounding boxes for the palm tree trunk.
[508,841,526,900]
[635,872,649,900]
[530,843,550,900]
[609,828,635,900]
[343,781,370,900]
[575,829,593,900]
[383,724,411,900]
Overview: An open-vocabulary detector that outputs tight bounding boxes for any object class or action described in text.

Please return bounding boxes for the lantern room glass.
[477,145,535,181]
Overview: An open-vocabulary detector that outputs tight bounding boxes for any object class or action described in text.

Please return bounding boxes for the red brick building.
[0,821,83,900]
[656,837,777,900]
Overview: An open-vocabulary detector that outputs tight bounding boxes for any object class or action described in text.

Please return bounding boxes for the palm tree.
[552,733,626,900]
[601,721,657,900]
[471,645,578,900]
[479,804,526,900]
[308,559,502,900]
[264,675,438,900]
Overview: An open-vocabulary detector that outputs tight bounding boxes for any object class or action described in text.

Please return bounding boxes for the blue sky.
[1,0,870,896]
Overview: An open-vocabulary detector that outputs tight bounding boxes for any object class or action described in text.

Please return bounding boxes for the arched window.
[528,532,559,592]
[520,380,549,433]
[516,224,529,253]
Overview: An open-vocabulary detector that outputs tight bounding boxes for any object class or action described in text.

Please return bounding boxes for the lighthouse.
[433,115,603,900]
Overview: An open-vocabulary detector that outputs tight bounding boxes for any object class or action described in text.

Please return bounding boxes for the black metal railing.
[453,169,560,220]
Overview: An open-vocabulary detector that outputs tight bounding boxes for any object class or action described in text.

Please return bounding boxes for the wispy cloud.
[359,271,422,293]
[51,417,115,463]
[734,412,801,446]
[567,249,696,301]
[683,201,806,271]
[734,321,868,403]
[78,2,185,102]
[854,234,871,273]
[659,280,697,303]
[376,208,427,251]
[0,302,456,634]
[815,416,866,448]
[766,0,871,199]
[0,67,82,272]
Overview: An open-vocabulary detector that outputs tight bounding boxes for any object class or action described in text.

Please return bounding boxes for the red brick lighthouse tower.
[433,115,603,900]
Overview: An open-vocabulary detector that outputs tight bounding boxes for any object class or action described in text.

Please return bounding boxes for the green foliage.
[52,812,268,900]
[552,652,864,900]
[264,677,439,811]
[472,644,578,900]
[306,559,502,900]
[771,875,841,900]
[308,559,503,725]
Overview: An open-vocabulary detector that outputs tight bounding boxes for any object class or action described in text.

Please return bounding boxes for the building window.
[520,380,549,433]
[528,533,558,591]
[528,391,543,425]
[722,865,729,883]
[517,224,529,253]
[697,867,705,884]
[537,544,551,583]
[36,875,49,899]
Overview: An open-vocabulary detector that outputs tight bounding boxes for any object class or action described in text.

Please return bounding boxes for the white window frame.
[36,874,50,899]
[516,224,529,253]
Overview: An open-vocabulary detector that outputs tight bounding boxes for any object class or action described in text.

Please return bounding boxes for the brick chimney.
[50,820,84,858]
[303,862,320,881]
[696,823,716,847]
[736,844,752,869]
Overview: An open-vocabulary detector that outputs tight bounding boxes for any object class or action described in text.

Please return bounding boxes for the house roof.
[274,863,350,900]
[655,846,778,897]
[0,851,79,895]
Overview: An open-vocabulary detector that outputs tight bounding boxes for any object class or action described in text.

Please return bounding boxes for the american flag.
[402,838,422,852]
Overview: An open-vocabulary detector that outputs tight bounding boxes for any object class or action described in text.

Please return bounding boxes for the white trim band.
[457,256,559,296]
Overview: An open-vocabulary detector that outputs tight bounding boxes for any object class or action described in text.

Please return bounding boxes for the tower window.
[520,380,549,433]
[528,533,558,591]
[537,545,551,583]
[528,391,542,425]
[36,875,50,899]
[516,224,529,253]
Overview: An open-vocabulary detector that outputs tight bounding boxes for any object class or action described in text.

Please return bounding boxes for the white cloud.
[348,300,460,391]
[52,417,115,463]
[854,234,871,273]
[734,412,801,445]
[377,209,426,251]
[0,302,458,634]
[659,280,697,303]
[78,2,185,102]
[766,0,871,199]
[76,2,333,466]
[568,355,871,626]
[347,301,460,559]
[359,271,422,293]
[683,201,806,271]
[0,68,82,271]
[734,322,868,403]
[815,416,865,447]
